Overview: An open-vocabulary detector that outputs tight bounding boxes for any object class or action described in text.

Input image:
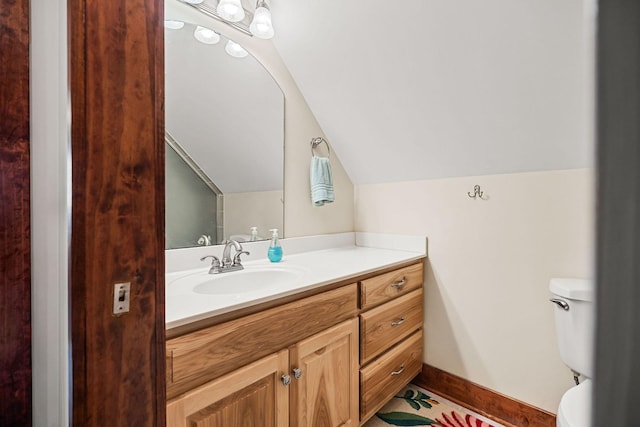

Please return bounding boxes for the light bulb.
[194,26,220,44]
[164,20,185,30]
[217,0,245,22]
[225,40,248,58]
[249,5,274,39]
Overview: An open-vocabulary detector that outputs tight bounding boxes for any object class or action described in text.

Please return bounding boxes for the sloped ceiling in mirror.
[166,23,283,193]
[271,0,593,184]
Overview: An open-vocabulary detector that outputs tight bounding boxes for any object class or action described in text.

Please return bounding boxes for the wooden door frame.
[68,0,166,424]
[0,0,32,425]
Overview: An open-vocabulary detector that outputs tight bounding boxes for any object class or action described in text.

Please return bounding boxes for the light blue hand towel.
[310,155,335,206]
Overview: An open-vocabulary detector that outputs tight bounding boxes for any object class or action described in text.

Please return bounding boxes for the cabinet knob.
[281,374,291,386]
[292,368,303,379]
[390,278,407,290]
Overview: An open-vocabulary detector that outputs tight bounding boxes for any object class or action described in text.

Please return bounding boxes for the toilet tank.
[549,278,595,378]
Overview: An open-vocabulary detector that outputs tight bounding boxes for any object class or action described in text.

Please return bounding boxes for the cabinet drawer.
[360,289,423,365]
[360,330,423,423]
[360,263,423,310]
[167,283,357,399]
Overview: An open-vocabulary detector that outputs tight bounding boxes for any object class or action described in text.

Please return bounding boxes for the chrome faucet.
[201,239,250,274]
[221,239,242,267]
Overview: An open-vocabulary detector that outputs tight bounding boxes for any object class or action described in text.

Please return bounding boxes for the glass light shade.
[194,26,220,44]
[164,20,185,30]
[225,40,249,58]
[249,6,274,39]
[217,0,245,22]
[183,0,204,3]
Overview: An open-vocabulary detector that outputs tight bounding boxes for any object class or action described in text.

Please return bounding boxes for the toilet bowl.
[549,278,594,427]
[556,379,592,427]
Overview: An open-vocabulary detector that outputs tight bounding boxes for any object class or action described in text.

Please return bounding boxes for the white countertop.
[165,233,426,330]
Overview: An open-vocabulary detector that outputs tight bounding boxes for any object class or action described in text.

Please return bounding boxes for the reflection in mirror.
[166,134,222,249]
[165,19,284,249]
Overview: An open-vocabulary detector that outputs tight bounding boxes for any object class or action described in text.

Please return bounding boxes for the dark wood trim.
[594,0,640,424]
[69,0,166,425]
[0,0,32,425]
[415,364,555,427]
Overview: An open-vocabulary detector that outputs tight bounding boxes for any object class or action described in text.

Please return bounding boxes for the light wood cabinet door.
[167,349,289,427]
[290,319,359,427]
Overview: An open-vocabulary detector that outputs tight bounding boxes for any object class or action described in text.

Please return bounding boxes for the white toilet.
[549,278,594,427]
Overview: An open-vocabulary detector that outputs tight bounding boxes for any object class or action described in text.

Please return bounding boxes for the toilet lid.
[558,379,592,427]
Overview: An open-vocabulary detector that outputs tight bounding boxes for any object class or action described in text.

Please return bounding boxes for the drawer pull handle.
[391,278,407,289]
[292,368,303,379]
[391,317,406,327]
[391,365,405,376]
[281,374,291,386]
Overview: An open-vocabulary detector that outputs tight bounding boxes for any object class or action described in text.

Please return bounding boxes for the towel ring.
[310,137,330,157]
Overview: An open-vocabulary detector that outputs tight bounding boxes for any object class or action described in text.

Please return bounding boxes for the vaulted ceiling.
[271,0,593,184]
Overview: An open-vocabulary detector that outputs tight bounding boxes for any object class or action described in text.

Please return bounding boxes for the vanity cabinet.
[167,319,359,427]
[166,285,358,399]
[358,262,424,423]
[166,260,424,427]
[166,285,359,427]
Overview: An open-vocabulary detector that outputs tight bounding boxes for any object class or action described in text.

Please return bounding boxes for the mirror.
[165,20,284,249]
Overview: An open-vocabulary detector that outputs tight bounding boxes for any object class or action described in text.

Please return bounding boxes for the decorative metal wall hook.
[468,185,484,199]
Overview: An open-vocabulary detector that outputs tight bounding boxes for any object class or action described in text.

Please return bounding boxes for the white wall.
[30,0,69,425]
[355,169,594,412]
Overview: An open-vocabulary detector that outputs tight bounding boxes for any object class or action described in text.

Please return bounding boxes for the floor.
[364,384,507,427]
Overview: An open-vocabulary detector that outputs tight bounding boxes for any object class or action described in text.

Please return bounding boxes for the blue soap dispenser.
[267,228,283,262]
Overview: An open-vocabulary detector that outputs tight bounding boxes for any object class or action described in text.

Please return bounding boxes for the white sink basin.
[167,265,306,296]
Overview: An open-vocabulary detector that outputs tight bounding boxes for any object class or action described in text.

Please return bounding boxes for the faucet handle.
[200,255,221,274]
[233,250,250,266]
[200,255,220,265]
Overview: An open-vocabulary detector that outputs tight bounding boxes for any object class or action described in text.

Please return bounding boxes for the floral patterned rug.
[364,385,504,427]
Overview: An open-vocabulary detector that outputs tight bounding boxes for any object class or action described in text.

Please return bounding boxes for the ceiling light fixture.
[194,25,221,44]
[216,0,245,23]
[249,0,274,39]
[164,20,185,30]
[225,40,249,58]
[181,0,276,39]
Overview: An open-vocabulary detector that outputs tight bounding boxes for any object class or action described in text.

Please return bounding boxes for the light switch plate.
[113,282,131,315]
